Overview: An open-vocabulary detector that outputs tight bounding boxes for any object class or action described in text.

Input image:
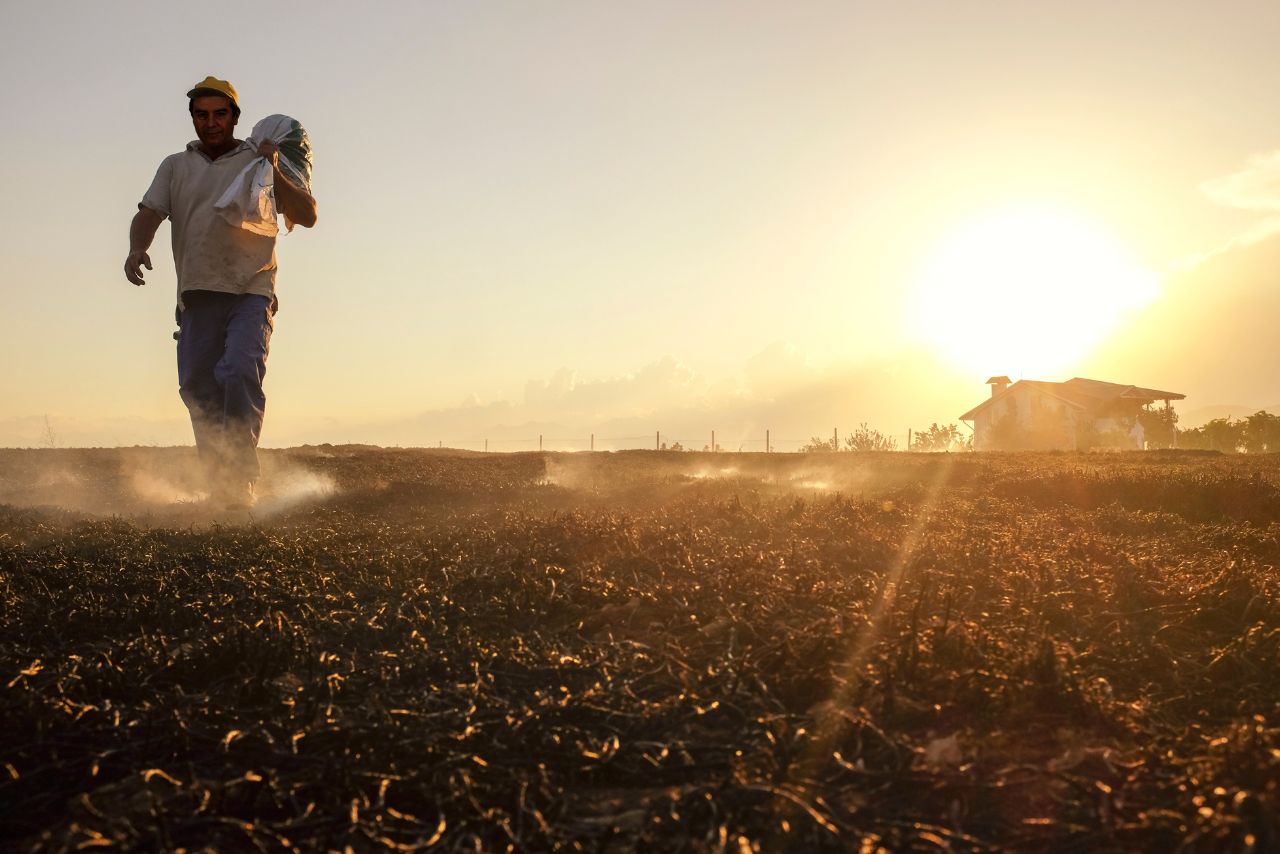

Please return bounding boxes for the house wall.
[969,384,1160,451]
[972,386,1077,450]
[973,408,994,451]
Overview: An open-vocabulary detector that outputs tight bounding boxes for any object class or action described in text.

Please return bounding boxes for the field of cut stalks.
[2,447,1279,851]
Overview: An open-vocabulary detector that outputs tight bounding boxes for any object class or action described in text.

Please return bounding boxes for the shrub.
[800,436,838,453]
[844,423,897,452]
[910,423,970,452]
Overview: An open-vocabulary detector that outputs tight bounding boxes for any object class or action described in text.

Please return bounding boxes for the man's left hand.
[256,140,279,168]
[256,139,318,228]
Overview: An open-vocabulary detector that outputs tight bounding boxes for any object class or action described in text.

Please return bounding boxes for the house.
[960,376,1185,451]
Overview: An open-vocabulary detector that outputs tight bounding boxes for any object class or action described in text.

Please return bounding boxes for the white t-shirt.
[141,140,277,309]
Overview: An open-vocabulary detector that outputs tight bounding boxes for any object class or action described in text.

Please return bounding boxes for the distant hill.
[1180,404,1280,429]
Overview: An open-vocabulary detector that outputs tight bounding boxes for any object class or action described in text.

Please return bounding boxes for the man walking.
[124,77,317,508]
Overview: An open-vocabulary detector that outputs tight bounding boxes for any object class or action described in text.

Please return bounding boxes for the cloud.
[521,356,704,419]
[3,348,982,450]
[0,415,190,448]
[272,347,977,451]
[743,341,815,397]
[1186,149,1280,266]
[1200,151,1280,212]
[1173,215,1280,270]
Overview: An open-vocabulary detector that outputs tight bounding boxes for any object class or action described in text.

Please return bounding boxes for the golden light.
[908,205,1160,377]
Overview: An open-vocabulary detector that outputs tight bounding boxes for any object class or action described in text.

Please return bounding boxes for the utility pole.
[711,430,715,452]
[590,433,594,452]
[833,427,838,451]
[656,430,660,450]
[484,438,488,453]
[539,434,543,452]
[766,429,771,453]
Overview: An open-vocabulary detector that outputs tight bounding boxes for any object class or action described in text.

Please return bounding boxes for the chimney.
[985,375,1012,398]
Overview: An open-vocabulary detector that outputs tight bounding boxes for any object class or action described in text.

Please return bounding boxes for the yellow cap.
[186,76,238,106]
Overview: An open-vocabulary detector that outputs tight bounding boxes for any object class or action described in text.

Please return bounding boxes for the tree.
[1138,404,1179,449]
[1242,411,1280,453]
[844,423,897,452]
[1203,417,1244,453]
[1179,417,1244,452]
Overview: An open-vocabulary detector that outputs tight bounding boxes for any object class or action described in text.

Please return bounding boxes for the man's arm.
[258,141,318,228]
[125,206,164,286]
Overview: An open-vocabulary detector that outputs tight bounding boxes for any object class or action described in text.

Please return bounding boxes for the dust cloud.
[0,446,947,526]
[253,464,338,515]
[0,448,338,523]
[130,469,204,505]
[535,452,919,502]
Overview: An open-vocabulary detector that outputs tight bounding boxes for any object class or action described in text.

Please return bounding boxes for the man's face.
[191,95,237,148]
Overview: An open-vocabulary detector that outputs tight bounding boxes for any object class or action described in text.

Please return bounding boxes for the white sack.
[214,114,312,237]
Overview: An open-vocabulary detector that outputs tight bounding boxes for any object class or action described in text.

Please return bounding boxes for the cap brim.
[187,87,235,103]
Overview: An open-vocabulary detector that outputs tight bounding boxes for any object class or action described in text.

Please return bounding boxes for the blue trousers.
[176,291,274,482]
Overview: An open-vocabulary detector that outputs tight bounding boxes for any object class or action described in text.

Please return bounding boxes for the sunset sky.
[3,0,1280,449]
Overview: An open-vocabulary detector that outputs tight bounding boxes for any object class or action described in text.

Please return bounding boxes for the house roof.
[959,377,1184,422]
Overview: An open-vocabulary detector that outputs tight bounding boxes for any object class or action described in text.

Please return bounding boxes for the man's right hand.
[125,250,152,286]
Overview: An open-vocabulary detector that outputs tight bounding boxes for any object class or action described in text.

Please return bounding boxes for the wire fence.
[413,427,956,453]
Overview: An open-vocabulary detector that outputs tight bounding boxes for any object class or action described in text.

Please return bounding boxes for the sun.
[908,205,1160,378]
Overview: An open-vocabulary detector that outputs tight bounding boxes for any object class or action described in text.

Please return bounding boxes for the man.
[124,77,317,509]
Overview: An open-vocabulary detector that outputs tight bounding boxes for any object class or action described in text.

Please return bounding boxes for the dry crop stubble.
[1,448,1279,850]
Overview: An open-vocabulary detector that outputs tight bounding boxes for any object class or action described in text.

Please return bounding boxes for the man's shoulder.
[155,143,250,177]
[167,141,258,165]
[155,146,197,170]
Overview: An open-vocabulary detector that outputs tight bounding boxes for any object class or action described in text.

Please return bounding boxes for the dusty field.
[2,447,1279,851]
